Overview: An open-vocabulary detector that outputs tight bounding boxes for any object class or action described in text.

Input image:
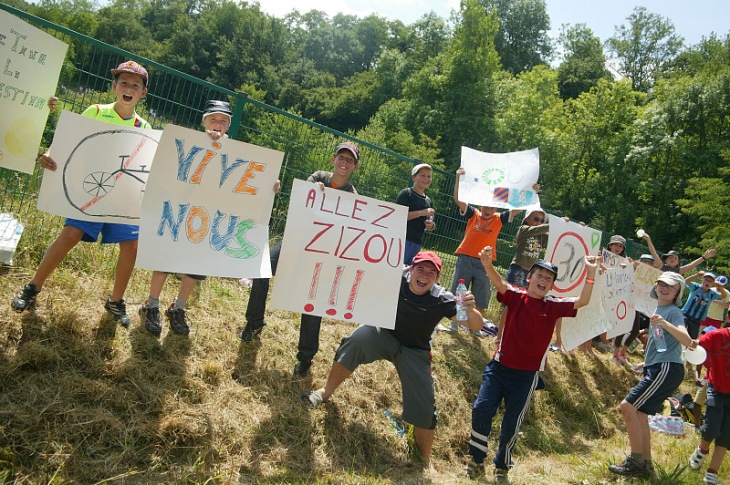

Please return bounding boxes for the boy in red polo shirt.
[466,246,599,481]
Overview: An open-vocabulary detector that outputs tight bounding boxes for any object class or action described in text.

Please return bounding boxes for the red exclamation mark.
[343,270,364,319]
[303,262,322,313]
[326,266,345,316]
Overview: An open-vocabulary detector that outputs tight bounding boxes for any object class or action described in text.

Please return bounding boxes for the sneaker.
[165,305,189,335]
[618,353,629,365]
[465,461,484,479]
[689,446,709,470]
[610,356,623,366]
[11,283,40,312]
[239,323,264,342]
[494,467,509,483]
[608,455,651,477]
[293,360,312,377]
[300,390,324,408]
[596,342,613,352]
[705,471,719,485]
[139,301,162,336]
[105,299,130,327]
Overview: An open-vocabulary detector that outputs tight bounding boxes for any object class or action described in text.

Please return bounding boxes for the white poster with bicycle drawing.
[37,111,160,222]
[270,179,407,329]
[457,146,540,209]
[136,124,284,278]
[0,10,68,174]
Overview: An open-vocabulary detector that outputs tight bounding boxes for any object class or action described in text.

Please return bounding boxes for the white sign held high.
[37,111,161,223]
[137,124,283,279]
[270,179,407,329]
[634,262,662,317]
[560,272,610,351]
[0,11,68,173]
[604,265,636,339]
[458,147,540,209]
[546,217,602,297]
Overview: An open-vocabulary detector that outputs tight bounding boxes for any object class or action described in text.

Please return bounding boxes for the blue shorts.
[65,218,139,244]
[701,386,730,448]
[626,362,684,415]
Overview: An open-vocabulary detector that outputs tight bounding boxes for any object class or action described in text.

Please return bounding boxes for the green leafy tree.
[479,0,552,74]
[557,24,612,100]
[607,6,684,93]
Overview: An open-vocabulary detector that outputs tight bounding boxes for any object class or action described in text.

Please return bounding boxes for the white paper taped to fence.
[0,213,24,265]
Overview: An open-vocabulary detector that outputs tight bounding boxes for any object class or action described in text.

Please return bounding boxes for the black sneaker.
[608,455,651,477]
[166,305,189,335]
[465,461,485,480]
[105,299,131,327]
[239,323,263,342]
[11,283,40,312]
[139,301,162,336]
[293,360,312,377]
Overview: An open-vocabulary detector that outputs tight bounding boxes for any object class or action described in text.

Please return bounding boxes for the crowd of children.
[8,59,730,484]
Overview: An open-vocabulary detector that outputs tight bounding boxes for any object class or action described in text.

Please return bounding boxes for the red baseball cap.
[111,60,149,86]
[412,251,442,273]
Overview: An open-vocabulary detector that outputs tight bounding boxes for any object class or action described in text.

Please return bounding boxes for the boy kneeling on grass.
[299,251,485,470]
[466,246,599,482]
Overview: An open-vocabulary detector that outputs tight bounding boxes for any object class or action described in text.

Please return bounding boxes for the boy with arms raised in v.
[467,246,599,482]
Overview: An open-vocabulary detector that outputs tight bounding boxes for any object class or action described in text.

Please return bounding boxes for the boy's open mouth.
[122,94,133,102]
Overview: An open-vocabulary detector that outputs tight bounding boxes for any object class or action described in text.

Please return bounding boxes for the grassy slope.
[0,251,725,484]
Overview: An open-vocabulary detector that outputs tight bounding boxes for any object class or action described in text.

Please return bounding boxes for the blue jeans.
[403,240,422,266]
[505,264,529,289]
[469,360,540,469]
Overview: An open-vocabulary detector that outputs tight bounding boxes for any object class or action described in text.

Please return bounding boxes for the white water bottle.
[653,325,667,352]
[455,279,468,322]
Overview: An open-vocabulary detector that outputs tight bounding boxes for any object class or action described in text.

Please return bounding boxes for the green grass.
[0,239,727,484]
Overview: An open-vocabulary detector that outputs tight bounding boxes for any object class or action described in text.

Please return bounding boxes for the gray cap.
[650,271,686,307]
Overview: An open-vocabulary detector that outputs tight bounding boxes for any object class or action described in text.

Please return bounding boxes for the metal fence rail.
[1,3,650,288]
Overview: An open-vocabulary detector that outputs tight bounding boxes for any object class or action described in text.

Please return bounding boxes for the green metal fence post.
[229,91,248,139]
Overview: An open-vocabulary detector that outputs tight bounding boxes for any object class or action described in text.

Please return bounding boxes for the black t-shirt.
[390,273,457,350]
[396,187,431,244]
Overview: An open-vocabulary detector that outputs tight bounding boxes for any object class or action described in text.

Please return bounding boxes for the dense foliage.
[6,0,730,273]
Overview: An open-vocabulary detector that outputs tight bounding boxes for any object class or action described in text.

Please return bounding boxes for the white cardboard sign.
[270,179,406,329]
[136,124,283,278]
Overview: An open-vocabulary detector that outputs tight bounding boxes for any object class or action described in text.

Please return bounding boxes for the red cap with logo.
[412,251,442,273]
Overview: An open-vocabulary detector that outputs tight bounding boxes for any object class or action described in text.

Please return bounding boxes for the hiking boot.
[166,305,189,335]
[494,467,509,483]
[239,323,263,342]
[300,390,324,408]
[690,446,709,469]
[465,461,485,480]
[11,283,40,312]
[105,299,130,327]
[293,360,312,377]
[139,301,162,336]
[705,471,719,485]
[608,455,651,477]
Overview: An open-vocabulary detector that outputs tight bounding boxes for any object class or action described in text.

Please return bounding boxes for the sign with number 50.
[546,217,602,297]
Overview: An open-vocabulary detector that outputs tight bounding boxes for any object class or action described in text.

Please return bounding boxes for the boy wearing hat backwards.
[12,61,151,327]
[682,271,723,339]
[138,100,280,336]
[609,271,693,478]
[396,162,435,265]
[300,251,485,471]
[466,246,599,481]
[241,141,360,377]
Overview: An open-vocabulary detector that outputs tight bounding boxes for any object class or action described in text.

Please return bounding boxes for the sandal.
[300,390,325,409]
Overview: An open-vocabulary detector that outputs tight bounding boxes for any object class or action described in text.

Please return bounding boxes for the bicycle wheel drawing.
[63,129,159,220]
